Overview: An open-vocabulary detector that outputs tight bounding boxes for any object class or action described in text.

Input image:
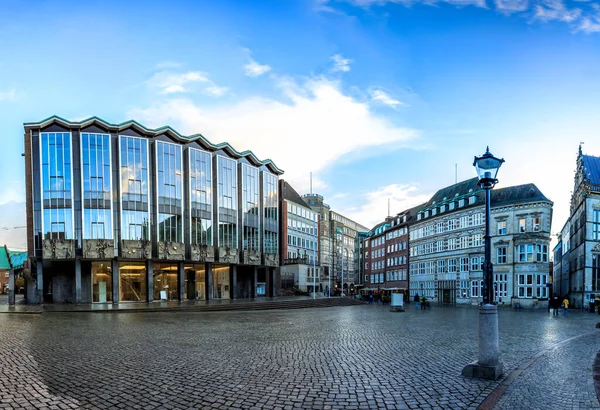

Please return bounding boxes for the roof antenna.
[310,172,312,195]
[388,198,390,218]
[455,163,457,184]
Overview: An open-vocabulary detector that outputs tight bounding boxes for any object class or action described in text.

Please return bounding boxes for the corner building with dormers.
[409,178,553,308]
[23,116,282,304]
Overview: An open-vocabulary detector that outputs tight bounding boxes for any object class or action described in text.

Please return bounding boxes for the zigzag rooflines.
[24,115,284,175]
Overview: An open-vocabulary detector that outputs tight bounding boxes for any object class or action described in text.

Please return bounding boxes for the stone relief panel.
[218,247,239,264]
[243,249,261,265]
[43,239,76,259]
[264,253,279,267]
[190,245,215,263]
[157,242,185,260]
[121,240,152,259]
[83,239,115,259]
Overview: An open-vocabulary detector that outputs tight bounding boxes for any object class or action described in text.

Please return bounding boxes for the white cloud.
[370,89,404,108]
[244,60,272,77]
[534,0,581,22]
[326,0,600,33]
[495,0,529,13]
[0,88,17,101]
[331,54,352,72]
[147,71,209,94]
[146,70,228,97]
[338,184,431,229]
[206,85,228,97]
[129,76,418,196]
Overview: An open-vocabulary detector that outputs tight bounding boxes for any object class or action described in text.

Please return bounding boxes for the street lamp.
[462,147,504,380]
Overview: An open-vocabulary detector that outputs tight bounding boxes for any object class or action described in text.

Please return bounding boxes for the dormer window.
[449,202,455,210]
[418,213,422,221]
[432,208,437,216]
[440,205,446,213]
[469,196,476,205]
[458,199,465,207]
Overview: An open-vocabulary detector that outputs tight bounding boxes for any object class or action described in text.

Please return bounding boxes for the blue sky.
[1,0,600,249]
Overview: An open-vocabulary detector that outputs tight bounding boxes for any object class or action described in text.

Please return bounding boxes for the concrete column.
[478,304,500,367]
[230,265,237,300]
[178,261,185,302]
[75,259,82,303]
[270,268,277,298]
[147,260,154,302]
[8,269,15,305]
[205,262,213,301]
[36,262,43,304]
[462,304,503,380]
[111,259,119,303]
[251,266,258,298]
[186,268,195,300]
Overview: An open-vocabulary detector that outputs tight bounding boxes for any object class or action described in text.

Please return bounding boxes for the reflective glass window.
[263,171,278,255]
[242,164,260,251]
[153,262,179,300]
[212,266,230,299]
[189,148,212,245]
[156,141,183,243]
[120,136,150,240]
[217,156,237,248]
[41,132,73,239]
[91,261,112,303]
[82,133,112,239]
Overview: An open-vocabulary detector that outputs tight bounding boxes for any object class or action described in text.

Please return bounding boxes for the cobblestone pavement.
[1,304,599,409]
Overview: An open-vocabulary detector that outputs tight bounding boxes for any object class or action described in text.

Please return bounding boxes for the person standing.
[562,296,569,316]
[552,294,560,317]
[414,293,420,309]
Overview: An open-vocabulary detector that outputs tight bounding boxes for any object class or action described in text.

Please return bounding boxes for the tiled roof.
[24,115,283,175]
[491,183,552,207]
[582,155,600,186]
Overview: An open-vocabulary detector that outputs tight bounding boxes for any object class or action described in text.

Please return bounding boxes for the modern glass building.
[23,116,283,304]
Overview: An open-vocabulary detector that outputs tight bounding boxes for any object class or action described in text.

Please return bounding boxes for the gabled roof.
[582,154,600,186]
[281,180,309,208]
[24,115,283,175]
[491,183,552,207]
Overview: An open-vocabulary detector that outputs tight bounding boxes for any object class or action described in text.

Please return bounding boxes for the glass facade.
[156,141,183,243]
[41,132,73,239]
[212,266,230,299]
[119,262,147,301]
[153,263,179,300]
[120,136,150,240]
[82,133,112,239]
[217,156,237,249]
[189,148,212,245]
[91,261,112,303]
[263,172,278,255]
[242,164,260,252]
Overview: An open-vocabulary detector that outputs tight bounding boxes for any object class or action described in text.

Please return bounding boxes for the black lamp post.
[473,147,505,305]
[462,147,504,380]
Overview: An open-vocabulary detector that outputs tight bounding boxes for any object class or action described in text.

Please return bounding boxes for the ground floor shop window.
[92,261,112,303]
[184,264,205,300]
[154,263,179,301]
[119,262,147,302]
[212,266,230,299]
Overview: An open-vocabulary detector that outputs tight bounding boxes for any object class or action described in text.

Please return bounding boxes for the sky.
[1,0,600,251]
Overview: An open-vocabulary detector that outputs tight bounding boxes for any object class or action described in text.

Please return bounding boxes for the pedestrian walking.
[369,292,373,305]
[414,293,420,309]
[562,297,569,316]
[552,294,560,317]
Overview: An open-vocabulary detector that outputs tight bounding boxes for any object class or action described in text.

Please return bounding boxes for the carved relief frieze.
[190,244,215,263]
[83,239,115,259]
[121,240,152,259]
[43,239,76,259]
[218,247,239,264]
[264,253,279,267]
[158,242,185,260]
[243,249,261,265]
